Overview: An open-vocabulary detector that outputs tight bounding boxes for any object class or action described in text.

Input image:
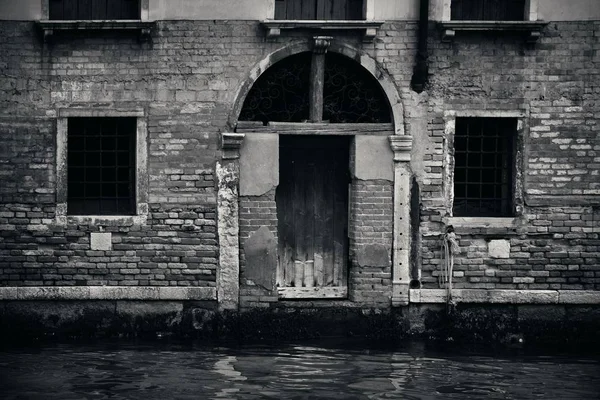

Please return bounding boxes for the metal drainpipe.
[410,0,429,93]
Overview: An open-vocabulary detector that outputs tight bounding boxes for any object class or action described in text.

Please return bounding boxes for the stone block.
[240,134,278,196]
[354,135,394,181]
[356,244,390,267]
[90,232,112,251]
[488,239,510,259]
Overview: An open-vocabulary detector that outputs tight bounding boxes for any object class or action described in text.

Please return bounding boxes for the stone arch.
[229,41,405,135]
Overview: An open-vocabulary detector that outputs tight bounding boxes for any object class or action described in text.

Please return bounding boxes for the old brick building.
[0,0,599,337]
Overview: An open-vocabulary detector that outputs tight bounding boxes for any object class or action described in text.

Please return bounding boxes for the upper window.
[453,117,516,217]
[67,117,137,216]
[274,0,364,20]
[451,0,526,21]
[49,0,140,20]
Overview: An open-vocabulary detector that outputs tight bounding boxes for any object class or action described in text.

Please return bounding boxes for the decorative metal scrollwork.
[323,53,391,123]
[239,52,391,124]
[239,53,311,123]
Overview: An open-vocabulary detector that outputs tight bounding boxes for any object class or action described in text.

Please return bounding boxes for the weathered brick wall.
[349,179,394,305]
[0,21,267,287]
[1,17,598,298]
[238,189,278,308]
[418,22,600,290]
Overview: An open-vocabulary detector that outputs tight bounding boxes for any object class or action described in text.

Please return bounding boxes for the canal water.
[0,340,599,399]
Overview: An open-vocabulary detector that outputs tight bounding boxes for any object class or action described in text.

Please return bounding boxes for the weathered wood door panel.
[277,135,349,290]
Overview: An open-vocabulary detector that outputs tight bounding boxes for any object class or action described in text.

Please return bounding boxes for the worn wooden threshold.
[278,287,348,299]
[236,121,393,135]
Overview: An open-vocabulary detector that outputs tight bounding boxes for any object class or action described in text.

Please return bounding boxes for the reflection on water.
[0,340,599,399]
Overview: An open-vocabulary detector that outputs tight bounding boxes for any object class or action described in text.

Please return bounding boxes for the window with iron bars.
[453,117,516,217]
[67,117,136,216]
[451,0,526,21]
[49,0,140,20]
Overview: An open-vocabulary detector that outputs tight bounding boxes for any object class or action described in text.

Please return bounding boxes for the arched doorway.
[236,45,394,300]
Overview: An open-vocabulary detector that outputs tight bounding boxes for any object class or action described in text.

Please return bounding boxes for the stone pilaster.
[389,135,413,306]
[217,133,245,310]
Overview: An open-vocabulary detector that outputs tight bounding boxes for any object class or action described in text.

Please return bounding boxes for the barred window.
[453,117,516,217]
[274,0,364,20]
[67,117,136,216]
[451,0,526,21]
[49,0,140,20]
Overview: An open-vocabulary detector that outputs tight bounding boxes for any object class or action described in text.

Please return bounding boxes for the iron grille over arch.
[239,51,391,124]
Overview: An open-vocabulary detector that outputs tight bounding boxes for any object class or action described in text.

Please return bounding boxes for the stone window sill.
[37,20,154,42]
[278,286,348,299]
[56,212,148,227]
[261,20,384,42]
[447,217,519,236]
[438,20,547,43]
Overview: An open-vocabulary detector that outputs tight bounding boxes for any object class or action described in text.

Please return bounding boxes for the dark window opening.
[239,52,391,123]
[274,0,364,20]
[453,117,516,217]
[49,0,140,20]
[67,117,136,215]
[451,0,526,21]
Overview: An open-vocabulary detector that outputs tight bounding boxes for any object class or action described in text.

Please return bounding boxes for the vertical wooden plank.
[276,149,286,287]
[333,142,349,287]
[275,0,287,19]
[294,261,304,287]
[322,149,335,286]
[305,260,314,287]
[293,150,306,269]
[290,0,302,19]
[123,0,139,19]
[301,0,317,20]
[92,0,107,19]
[347,0,363,19]
[309,53,325,122]
[78,0,92,19]
[313,148,325,287]
[304,157,315,267]
[285,145,296,287]
[106,0,122,19]
[330,0,344,20]
[49,0,64,20]
[62,0,78,20]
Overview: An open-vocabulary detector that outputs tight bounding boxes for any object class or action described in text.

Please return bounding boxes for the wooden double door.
[276,136,350,293]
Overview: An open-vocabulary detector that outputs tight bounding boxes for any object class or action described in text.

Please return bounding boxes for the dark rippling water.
[0,340,599,399]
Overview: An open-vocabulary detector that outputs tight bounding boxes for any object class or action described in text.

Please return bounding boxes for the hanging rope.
[439,226,460,309]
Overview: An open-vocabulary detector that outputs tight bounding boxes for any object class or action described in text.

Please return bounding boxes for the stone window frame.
[55,108,149,226]
[443,110,526,229]
[436,0,546,43]
[41,0,150,20]
[261,0,383,41]
[38,0,153,43]
[439,0,539,22]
